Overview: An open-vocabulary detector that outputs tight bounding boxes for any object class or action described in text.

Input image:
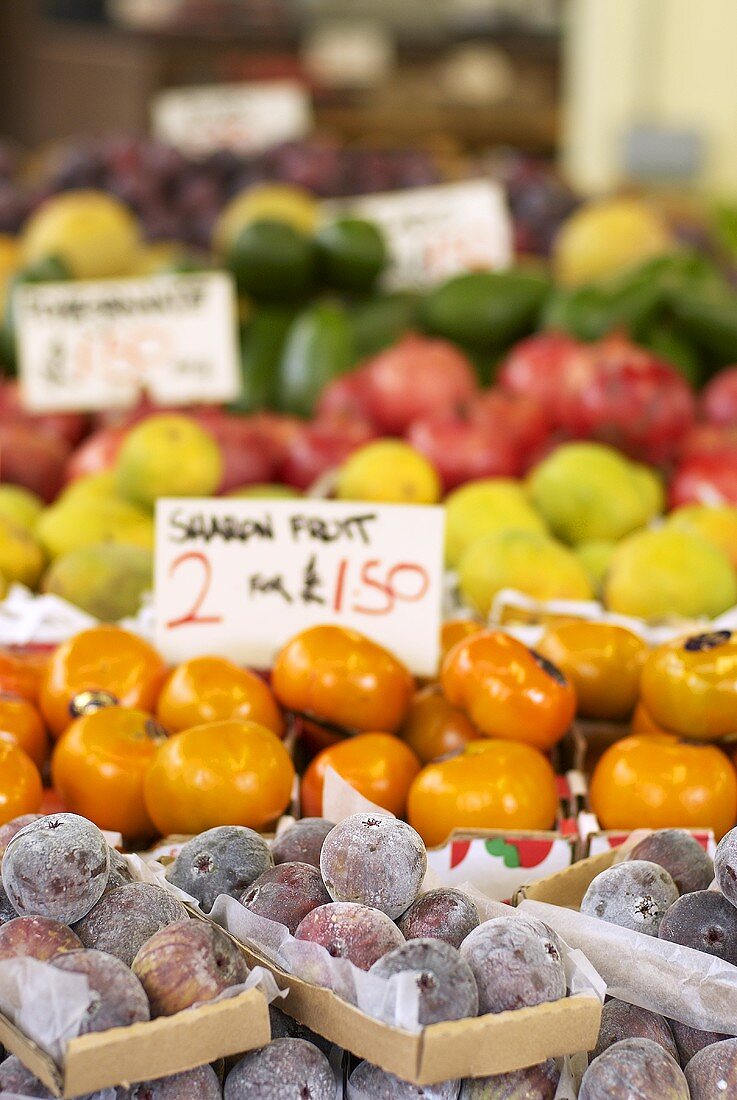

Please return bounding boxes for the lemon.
[21,190,141,279]
[336,441,441,505]
[553,197,674,286]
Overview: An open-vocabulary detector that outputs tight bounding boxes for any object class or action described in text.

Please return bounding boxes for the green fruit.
[232,306,297,413]
[278,302,355,418]
[458,529,592,617]
[227,219,315,302]
[350,292,421,358]
[527,443,662,545]
[605,528,737,622]
[444,478,547,569]
[0,485,43,532]
[43,543,152,622]
[420,269,549,350]
[315,218,388,293]
[116,414,222,509]
[37,497,153,559]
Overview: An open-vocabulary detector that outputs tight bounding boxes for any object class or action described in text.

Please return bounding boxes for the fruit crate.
[211,919,602,1086]
[0,984,269,1099]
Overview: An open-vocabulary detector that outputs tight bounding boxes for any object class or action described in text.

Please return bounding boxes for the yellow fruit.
[667,504,737,570]
[631,462,665,516]
[574,540,616,596]
[214,184,319,255]
[553,197,674,286]
[42,543,152,622]
[115,414,222,509]
[227,483,300,498]
[132,241,192,276]
[444,478,547,568]
[605,528,737,622]
[528,442,661,545]
[0,485,43,532]
[458,529,593,617]
[0,234,20,309]
[21,190,141,279]
[0,570,7,600]
[336,440,441,505]
[58,471,119,506]
[0,516,45,588]
[36,497,153,559]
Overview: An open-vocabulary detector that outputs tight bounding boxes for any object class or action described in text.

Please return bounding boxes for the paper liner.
[321,767,395,824]
[0,957,92,1064]
[519,897,737,1035]
[208,881,605,1039]
[486,587,737,647]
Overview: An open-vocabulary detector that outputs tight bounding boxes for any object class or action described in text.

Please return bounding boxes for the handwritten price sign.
[322,180,512,290]
[15,272,241,413]
[154,499,445,676]
[151,80,312,157]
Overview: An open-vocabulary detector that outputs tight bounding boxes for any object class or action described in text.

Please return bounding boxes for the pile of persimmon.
[4,616,737,847]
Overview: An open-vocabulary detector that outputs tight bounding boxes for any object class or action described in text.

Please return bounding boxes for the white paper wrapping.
[209,893,424,1030]
[519,897,737,1035]
[0,956,91,1062]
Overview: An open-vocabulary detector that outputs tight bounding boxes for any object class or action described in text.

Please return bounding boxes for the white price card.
[151,80,313,157]
[154,499,445,676]
[322,179,513,290]
[15,272,241,413]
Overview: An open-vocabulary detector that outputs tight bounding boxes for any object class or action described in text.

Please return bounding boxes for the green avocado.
[315,217,388,293]
[350,292,422,358]
[278,302,356,418]
[231,305,298,413]
[227,219,316,302]
[420,269,550,350]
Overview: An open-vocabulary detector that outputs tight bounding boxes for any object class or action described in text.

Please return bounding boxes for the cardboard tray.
[515,849,619,909]
[224,935,601,1086]
[0,987,269,1099]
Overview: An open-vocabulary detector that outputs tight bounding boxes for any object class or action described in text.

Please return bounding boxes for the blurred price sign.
[15,272,240,413]
[151,80,313,156]
[323,180,512,289]
[154,499,445,676]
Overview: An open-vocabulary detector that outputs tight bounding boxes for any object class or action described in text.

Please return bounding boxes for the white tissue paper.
[519,897,737,1035]
[485,587,737,648]
[0,956,91,1063]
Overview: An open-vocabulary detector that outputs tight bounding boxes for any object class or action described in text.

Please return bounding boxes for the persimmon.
[157,656,283,737]
[40,626,166,739]
[301,732,421,817]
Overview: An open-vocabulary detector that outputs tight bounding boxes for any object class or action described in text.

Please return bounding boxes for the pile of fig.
[577,826,737,1098]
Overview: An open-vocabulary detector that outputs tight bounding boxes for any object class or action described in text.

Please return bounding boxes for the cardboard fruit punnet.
[221,930,601,1086]
[0,986,269,1099]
